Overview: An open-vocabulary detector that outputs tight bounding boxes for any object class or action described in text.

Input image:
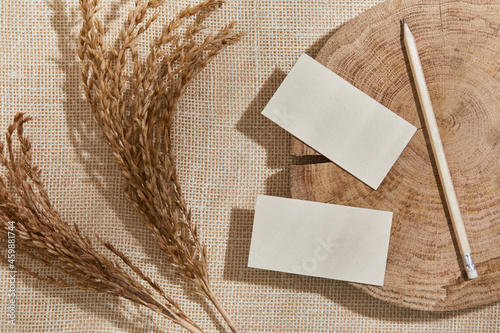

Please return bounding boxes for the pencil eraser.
[467,269,478,279]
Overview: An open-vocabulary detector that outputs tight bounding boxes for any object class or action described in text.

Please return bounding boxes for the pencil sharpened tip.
[402,18,407,25]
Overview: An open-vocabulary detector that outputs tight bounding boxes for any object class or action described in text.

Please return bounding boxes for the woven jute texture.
[0,1,498,332]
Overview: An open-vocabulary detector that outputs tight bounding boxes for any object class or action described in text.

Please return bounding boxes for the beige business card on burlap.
[262,54,416,189]
[248,195,393,286]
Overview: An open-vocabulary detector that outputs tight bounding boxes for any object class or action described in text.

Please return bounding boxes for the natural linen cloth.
[0,1,498,332]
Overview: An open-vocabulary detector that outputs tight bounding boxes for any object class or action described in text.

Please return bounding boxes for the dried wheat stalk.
[79,0,242,332]
[0,113,205,333]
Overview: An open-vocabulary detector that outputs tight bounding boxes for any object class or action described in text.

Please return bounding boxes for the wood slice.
[290,0,500,311]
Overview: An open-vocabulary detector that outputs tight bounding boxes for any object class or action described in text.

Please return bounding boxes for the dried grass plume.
[79,0,242,332]
[0,113,205,333]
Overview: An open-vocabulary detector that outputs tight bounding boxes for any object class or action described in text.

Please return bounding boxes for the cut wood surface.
[290,0,500,311]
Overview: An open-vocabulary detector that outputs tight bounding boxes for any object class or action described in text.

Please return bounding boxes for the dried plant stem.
[178,321,204,333]
[79,1,242,332]
[206,288,238,333]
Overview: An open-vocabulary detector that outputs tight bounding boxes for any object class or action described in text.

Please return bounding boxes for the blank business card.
[262,54,417,189]
[248,195,393,286]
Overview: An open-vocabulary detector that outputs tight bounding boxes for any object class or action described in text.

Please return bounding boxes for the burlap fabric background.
[1,1,499,332]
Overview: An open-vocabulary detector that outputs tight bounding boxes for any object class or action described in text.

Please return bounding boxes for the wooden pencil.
[403,19,477,279]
